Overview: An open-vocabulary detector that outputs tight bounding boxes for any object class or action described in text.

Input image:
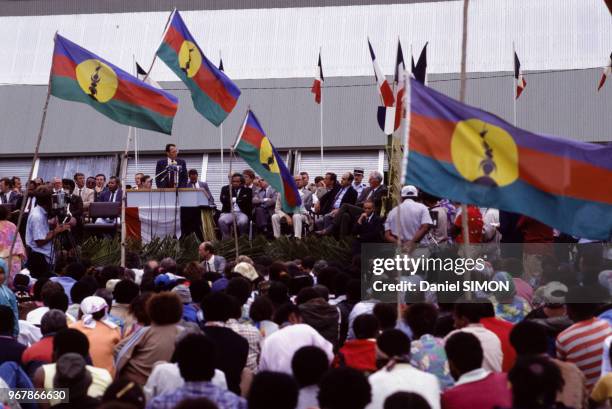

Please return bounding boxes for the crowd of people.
[0,143,611,409]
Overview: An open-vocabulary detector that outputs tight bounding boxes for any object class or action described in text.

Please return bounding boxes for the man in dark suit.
[218,173,252,240]
[315,172,357,233]
[186,169,214,206]
[155,143,188,188]
[0,177,20,206]
[351,200,385,254]
[322,170,388,237]
[95,176,122,224]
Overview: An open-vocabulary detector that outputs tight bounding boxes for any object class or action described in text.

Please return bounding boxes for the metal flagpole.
[120,126,133,267]
[512,42,517,127]
[7,33,57,278]
[144,8,176,80]
[459,0,472,299]
[220,50,225,177]
[228,109,250,260]
[319,47,324,177]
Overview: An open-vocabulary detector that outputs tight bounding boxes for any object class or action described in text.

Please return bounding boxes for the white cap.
[400,185,418,198]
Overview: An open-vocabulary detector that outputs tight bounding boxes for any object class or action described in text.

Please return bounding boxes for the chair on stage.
[83,202,121,238]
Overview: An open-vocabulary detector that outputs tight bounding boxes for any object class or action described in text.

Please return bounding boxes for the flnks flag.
[597,52,612,91]
[404,78,612,240]
[411,42,428,84]
[368,39,395,107]
[157,10,241,126]
[514,52,527,99]
[311,52,323,104]
[50,34,178,134]
[234,111,302,213]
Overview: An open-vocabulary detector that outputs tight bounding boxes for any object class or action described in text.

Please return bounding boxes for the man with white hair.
[318,171,388,238]
[384,185,433,251]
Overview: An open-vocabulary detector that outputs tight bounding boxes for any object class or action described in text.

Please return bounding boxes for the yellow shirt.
[70,320,121,377]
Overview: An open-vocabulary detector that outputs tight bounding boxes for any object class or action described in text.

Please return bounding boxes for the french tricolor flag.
[393,40,406,132]
[368,39,395,107]
[514,52,527,99]
[597,52,612,91]
[311,52,323,104]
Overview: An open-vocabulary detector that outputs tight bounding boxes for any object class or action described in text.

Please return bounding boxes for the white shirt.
[444,324,503,373]
[384,198,433,242]
[332,187,348,209]
[144,362,227,401]
[367,363,441,409]
[352,181,367,196]
[347,301,377,340]
[259,324,334,374]
[203,255,216,272]
[454,367,491,386]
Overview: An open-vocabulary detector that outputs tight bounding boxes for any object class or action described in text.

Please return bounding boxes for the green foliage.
[80,234,353,266]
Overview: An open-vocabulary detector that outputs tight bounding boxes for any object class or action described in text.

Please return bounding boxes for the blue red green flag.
[234,111,301,213]
[404,78,612,240]
[50,34,178,134]
[156,10,241,126]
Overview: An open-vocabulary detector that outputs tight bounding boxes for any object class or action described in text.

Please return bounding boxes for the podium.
[125,188,216,242]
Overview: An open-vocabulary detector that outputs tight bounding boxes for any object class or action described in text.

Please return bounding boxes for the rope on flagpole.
[7,32,57,279]
[144,8,176,81]
[459,0,472,299]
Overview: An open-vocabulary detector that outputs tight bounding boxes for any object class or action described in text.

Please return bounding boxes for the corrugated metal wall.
[296,150,383,180]
[0,158,34,183]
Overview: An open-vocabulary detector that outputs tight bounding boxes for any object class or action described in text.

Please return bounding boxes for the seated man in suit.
[186,169,214,206]
[73,172,94,211]
[198,241,227,273]
[271,174,313,239]
[352,200,385,254]
[155,143,188,188]
[252,178,277,235]
[0,177,20,206]
[320,170,388,238]
[218,173,252,240]
[314,172,357,233]
[95,176,122,224]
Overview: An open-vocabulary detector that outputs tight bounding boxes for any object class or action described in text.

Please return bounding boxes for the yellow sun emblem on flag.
[178,41,202,78]
[75,59,118,103]
[260,138,280,173]
[450,119,519,187]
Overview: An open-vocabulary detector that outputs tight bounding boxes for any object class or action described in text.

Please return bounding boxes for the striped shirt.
[556,317,612,389]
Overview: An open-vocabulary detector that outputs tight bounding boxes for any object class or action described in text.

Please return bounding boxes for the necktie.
[77,188,82,198]
[111,192,115,202]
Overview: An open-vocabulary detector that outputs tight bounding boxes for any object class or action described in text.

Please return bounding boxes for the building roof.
[1,0,446,16]
[0,0,610,83]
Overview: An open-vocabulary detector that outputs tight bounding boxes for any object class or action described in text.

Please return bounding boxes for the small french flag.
[311,52,323,104]
[368,39,395,107]
[597,52,612,91]
[514,52,527,99]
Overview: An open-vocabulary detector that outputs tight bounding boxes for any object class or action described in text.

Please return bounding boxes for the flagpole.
[228,109,250,260]
[120,56,138,268]
[220,50,225,177]
[459,0,472,299]
[144,8,176,81]
[512,42,517,127]
[7,33,57,278]
[319,48,324,177]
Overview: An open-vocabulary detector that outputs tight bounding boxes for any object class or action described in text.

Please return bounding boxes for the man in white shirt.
[444,301,503,372]
[367,329,441,409]
[384,185,433,251]
[259,323,334,374]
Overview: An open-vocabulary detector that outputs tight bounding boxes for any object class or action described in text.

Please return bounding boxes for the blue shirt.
[25,205,52,262]
[146,381,247,409]
[333,187,348,209]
